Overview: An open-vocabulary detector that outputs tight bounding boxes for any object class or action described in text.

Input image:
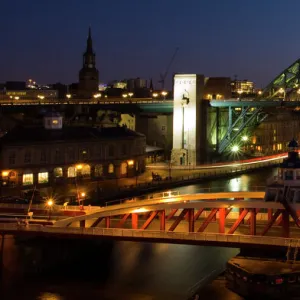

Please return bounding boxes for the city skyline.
[1,0,299,88]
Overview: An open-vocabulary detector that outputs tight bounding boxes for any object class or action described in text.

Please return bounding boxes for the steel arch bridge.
[210,58,300,154]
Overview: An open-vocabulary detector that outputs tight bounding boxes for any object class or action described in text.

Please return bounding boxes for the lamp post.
[128,92,133,99]
[47,198,53,220]
[152,93,158,100]
[161,91,168,100]
[93,93,102,99]
[66,94,72,99]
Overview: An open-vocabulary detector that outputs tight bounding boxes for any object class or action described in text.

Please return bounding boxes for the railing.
[105,187,266,206]
[0,203,101,212]
[0,99,174,106]
[0,223,295,247]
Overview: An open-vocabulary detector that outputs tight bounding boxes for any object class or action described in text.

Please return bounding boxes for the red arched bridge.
[1,191,300,249]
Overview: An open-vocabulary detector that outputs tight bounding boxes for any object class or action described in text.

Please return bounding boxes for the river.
[0,167,277,300]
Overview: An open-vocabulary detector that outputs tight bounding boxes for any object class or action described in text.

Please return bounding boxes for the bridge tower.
[78,27,99,98]
[171,74,206,165]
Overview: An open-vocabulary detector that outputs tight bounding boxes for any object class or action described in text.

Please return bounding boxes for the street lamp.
[37,95,45,100]
[46,198,54,220]
[93,93,101,99]
[128,92,133,99]
[237,90,243,100]
[122,94,128,98]
[231,145,239,153]
[241,136,248,142]
[161,91,168,100]
[66,94,72,99]
[152,93,158,99]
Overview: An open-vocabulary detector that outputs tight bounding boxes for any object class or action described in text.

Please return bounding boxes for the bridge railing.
[105,185,266,206]
[0,223,295,247]
[0,203,101,212]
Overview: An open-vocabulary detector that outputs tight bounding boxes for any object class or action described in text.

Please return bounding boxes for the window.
[23,173,33,185]
[54,149,62,162]
[52,119,58,124]
[38,172,48,183]
[95,164,103,177]
[54,167,63,177]
[122,144,127,155]
[24,151,31,163]
[68,149,75,160]
[9,152,16,165]
[120,162,127,175]
[68,166,76,177]
[108,163,114,174]
[108,145,114,157]
[41,150,46,162]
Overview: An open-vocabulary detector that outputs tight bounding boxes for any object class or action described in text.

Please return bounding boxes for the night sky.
[1,0,299,89]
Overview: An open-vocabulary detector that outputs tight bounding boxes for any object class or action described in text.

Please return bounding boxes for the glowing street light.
[81,192,86,198]
[258,90,262,95]
[46,198,53,220]
[47,199,54,207]
[278,88,284,94]
[231,145,239,153]
[37,95,45,100]
[122,94,128,98]
[161,91,168,100]
[93,93,101,99]
[152,93,158,99]
[66,94,72,99]
[128,92,133,98]
[241,136,248,142]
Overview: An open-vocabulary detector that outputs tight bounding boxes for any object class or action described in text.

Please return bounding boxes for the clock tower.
[78,27,99,98]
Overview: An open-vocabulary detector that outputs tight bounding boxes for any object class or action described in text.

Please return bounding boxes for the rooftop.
[0,125,144,145]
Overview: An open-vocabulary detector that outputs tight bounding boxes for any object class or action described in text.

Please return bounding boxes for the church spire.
[86,26,93,53]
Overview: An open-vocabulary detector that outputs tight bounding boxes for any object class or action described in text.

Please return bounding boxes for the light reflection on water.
[1,168,276,300]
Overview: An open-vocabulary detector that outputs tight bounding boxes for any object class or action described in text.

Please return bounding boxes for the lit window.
[52,119,58,124]
[23,174,33,185]
[54,167,63,177]
[108,163,114,174]
[38,172,48,183]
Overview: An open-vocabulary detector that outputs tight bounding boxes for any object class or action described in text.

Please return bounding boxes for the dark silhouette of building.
[77,27,99,98]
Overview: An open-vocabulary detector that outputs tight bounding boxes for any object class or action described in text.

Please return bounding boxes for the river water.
[0,167,277,300]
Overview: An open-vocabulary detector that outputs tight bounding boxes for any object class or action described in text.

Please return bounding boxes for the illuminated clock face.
[88,64,93,68]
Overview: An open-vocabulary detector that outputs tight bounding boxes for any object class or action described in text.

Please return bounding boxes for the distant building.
[77,27,99,98]
[203,77,232,100]
[231,79,254,94]
[0,112,146,188]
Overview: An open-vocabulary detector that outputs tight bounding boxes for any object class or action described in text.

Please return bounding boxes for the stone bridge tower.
[171,74,206,166]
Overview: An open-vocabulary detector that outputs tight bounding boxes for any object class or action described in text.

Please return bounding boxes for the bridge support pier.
[219,208,226,234]
[80,220,85,228]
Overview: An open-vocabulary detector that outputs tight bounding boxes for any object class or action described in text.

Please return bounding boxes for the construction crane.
[158,47,179,90]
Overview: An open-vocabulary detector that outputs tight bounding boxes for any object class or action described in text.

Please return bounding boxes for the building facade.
[0,113,146,188]
[77,27,99,98]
